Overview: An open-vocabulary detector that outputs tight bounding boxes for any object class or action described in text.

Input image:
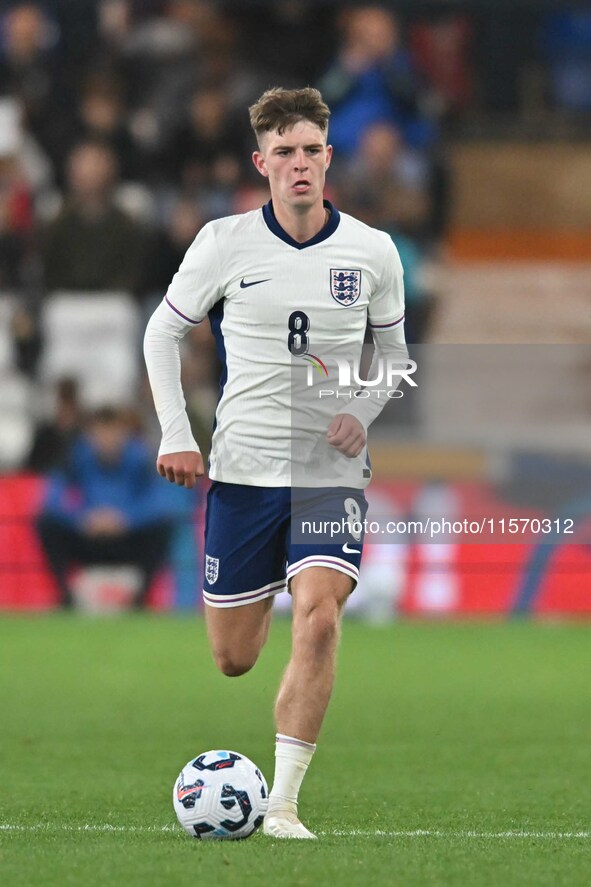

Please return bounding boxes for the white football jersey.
[144,201,406,488]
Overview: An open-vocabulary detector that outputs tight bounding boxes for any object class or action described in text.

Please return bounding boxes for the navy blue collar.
[262,199,340,249]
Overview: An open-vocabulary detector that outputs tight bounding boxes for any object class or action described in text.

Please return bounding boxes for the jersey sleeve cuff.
[158,438,201,458]
[336,404,370,432]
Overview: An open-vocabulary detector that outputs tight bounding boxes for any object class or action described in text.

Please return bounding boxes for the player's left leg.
[264,566,353,839]
[275,567,352,742]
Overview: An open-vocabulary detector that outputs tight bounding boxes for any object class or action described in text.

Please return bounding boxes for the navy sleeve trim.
[165,296,202,325]
[369,314,405,329]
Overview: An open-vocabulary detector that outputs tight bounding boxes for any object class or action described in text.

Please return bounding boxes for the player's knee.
[213,648,258,677]
[298,599,341,650]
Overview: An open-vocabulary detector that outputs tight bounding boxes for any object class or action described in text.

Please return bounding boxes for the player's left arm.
[325,322,408,456]
[326,412,366,458]
[329,236,410,449]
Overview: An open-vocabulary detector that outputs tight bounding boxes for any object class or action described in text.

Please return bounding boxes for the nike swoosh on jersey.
[240,277,271,288]
[342,543,361,554]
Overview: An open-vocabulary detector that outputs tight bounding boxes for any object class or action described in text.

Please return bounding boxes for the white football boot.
[263,811,317,840]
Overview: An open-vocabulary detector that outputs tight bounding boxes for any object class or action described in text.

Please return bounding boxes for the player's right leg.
[202,482,289,676]
[205,597,273,676]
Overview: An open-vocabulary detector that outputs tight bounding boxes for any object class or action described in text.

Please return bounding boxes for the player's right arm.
[143,222,222,487]
[144,300,203,488]
[156,450,204,489]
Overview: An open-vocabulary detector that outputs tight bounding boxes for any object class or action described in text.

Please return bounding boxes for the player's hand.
[156,451,204,489]
[326,414,366,458]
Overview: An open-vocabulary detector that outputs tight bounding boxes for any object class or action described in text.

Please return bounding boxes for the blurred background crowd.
[0,0,589,612]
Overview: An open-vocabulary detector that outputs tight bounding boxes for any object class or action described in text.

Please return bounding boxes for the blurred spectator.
[475,11,538,113]
[539,9,591,112]
[72,77,140,182]
[318,6,438,157]
[11,303,41,375]
[317,5,450,248]
[147,196,204,296]
[41,139,150,295]
[107,0,224,162]
[0,97,36,290]
[26,377,82,473]
[160,85,243,204]
[36,406,176,608]
[0,4,76,176]
[409,15,474,119]
[339,122,437,342]
[231,1,336,84]
[0,97,46,374]
[0,155,33,290]
[343,122,431,239]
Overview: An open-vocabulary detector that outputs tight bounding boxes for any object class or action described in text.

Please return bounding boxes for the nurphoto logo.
[304,355,418,400]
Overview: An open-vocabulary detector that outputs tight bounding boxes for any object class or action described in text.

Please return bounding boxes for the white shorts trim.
[286,555,359,587]
[203,578,287,609]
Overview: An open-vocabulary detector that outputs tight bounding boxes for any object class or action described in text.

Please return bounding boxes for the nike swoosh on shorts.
[342,543,360,554]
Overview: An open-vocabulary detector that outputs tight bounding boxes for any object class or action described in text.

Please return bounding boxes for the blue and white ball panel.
[203,483,366,608]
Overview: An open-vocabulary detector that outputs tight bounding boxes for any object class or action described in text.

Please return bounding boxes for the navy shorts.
[203,482,367,608]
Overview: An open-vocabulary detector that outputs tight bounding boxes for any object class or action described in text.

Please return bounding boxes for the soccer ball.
[173,750,269,840]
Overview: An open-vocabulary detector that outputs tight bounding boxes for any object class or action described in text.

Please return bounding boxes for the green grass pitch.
[0,616,589,886]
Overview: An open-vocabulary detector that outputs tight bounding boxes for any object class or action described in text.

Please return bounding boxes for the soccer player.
[144,87,406,839]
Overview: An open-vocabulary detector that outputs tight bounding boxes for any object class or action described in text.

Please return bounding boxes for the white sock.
[267,733,316,817]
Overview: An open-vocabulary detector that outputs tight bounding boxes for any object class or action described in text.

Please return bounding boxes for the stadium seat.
[72,566,143,613]
[0,371,33,470]
[39,292,141,406]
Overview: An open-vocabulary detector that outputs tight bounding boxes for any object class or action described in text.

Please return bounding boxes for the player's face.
[252,121,332,212]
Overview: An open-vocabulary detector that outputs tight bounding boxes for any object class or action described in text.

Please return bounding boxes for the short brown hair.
[249,87,330,143]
